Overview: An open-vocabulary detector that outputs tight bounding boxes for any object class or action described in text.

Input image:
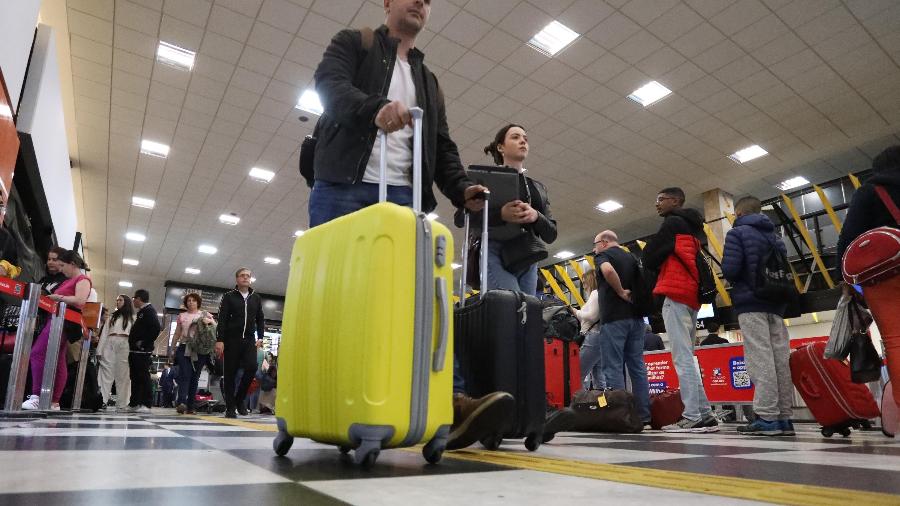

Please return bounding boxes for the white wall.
[0,0,42,112]
[16,24,78,248]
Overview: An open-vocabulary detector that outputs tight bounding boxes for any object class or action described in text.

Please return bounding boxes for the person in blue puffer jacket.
[721,196,794,437]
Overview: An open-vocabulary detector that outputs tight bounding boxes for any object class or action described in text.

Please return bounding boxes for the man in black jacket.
[126,289,161,413]
[307,0,486,226]
[214,268,264,418]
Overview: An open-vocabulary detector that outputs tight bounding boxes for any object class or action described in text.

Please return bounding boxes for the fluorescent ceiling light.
[198,244,217,255]
[185,267,201,275]
[264,257,281,265]
[122,258,139,266]
[294,230,305,238]
[728,145,768,163]
[219,213,240,225]
[776,176,810,191]
[426,213,438,221]
[627,81,672,107]
[554,251,575,260]
[451,263,461,270]
[296,89,323,116]
[118,281,133,288]
[249,167,275,182]
[0,104,12,119]
[131,196,155,209]
[156,41,195,70]
[140,139,169,158]
[125,232,146,242]
[527,21,580,57]
[596,200,623,213]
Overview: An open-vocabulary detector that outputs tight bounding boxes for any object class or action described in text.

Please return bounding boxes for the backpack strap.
[874,185,900,225]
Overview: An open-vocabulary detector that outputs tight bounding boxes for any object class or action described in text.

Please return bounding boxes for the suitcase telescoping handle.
[378,107,424,212]
[458,190,491,307]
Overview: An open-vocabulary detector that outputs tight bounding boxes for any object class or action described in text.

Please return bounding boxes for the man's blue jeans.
[308,180,413,228]
[598,318,651,423]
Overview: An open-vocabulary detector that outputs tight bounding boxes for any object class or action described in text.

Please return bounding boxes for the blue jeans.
[486,240,538,296]
[599,318,651,423]
[175,345,192,406]
[579,328,607,390]
[662,297,711,422]
[308,180,413,228]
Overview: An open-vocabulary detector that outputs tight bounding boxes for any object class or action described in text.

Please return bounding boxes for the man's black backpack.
[673,241,717,305]
[754,240,798,303]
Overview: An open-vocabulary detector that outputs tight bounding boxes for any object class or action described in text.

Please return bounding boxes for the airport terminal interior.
[2,0,900,504]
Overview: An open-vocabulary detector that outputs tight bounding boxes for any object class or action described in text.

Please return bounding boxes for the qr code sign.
[733,371,752,389]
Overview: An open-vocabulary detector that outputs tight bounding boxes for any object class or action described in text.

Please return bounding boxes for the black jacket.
[129,303,161,352]
[39,272,66,295]
[642,208,705,271]
[216,288,265,342]
[836,170,900,262]
[312,25,472,212]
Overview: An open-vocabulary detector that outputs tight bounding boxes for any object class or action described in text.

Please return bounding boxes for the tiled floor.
[0,410,898,505]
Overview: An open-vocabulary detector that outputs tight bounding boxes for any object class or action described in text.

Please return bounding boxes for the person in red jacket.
[642,187,719,433]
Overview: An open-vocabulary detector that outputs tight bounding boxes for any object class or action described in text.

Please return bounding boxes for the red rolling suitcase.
[544,337,581,410]
[649,389,684,430]
[790,342,880,437]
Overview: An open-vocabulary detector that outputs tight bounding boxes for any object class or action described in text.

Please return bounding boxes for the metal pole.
[38,302,66,411]
[71,331,91,411]
[3,283,41,413]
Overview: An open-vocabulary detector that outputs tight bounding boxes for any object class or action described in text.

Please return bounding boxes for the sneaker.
[699,414,720,433]
[135,405,151,414]
[779,419,796,436]
[662,417,707,433]
[176,404,187,414]
[737,418,783,436]
[224,409,237,419]
[542,407,577,443]
[118,405,136,413]
[237,405,249,416]
[446,392,515,450]
[21,395,40,410]
[50,403,61,411]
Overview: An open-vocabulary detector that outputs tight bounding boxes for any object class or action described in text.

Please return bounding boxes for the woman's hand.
[517,202,539,223]
[502,201,538,224]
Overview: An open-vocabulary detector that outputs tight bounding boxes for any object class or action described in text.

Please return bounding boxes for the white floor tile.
[0,428,180,437]
[157,424,258,431]
[0,450,290,493]
[32,419,155,425]
[304,470,769,506]
[723,450,900,471]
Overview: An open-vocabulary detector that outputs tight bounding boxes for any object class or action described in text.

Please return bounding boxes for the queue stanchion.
[37,301,66,411]
[71,332,91,412]
[1,283,42,417]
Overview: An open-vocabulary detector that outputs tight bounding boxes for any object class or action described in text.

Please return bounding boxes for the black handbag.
[849,332,882,384]
[570,387,644,433]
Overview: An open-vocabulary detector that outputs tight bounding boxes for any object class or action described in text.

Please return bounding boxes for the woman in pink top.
[171,293,213,414]
[23,250,92,410]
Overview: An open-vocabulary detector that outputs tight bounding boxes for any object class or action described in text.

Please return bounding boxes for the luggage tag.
[597,393,608,408]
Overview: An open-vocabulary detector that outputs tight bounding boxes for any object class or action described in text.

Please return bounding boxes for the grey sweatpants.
[738,312,793,420]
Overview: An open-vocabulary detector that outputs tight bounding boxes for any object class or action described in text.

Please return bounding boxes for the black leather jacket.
[216,288,265,342]
[312,25,472,212]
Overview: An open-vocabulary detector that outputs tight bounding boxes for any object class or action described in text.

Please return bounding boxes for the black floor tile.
[0,436,213,451]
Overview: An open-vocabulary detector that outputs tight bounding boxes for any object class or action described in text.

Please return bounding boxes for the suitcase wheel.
[480,435,502,451]
[273,430,294,456]
[840,428,851,438]
[525,434,541,452]
[422,445,443,464]
[422,432,447,465]
[355,448,380,469]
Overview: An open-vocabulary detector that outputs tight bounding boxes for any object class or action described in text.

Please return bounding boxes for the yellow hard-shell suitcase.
[274,109,454,466]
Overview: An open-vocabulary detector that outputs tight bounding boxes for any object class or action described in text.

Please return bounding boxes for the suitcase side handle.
[433,277,449,372]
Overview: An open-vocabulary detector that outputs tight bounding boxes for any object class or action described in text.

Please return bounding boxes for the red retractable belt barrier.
[0,276,85,325]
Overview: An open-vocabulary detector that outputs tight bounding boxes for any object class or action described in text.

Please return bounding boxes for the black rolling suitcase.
[454,191,546,451]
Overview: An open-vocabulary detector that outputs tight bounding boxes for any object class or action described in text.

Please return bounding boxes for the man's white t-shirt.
[362,58,418,187]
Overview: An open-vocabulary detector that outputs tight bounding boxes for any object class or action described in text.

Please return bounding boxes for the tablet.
[466,165,524,209]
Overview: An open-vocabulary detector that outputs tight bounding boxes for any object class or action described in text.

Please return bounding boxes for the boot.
[446,392,515,451]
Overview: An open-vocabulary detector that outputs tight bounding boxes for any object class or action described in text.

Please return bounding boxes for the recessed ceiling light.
[219,213,240,226]
[122,258,139,266]
[527,20,580,57]
[451,263,461,270]
[294,230,305,238]
[776,176,810,191]
[426,213,438,221]
[118,280,133,288]
[296,89,323,116]
[249,167,275,182]
[554,251,575,260]
[264,257,281,265]
[131,196,155,209]
[140,139,169,158]
[728,145,768,163]
[627,81,672,107]
[198,244,217,255]
[156,41,195,70]
[596,200,623,213]
[185,267,201,275]
[125,232,146,242]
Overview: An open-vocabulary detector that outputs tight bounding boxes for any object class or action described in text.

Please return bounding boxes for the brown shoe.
[176,404,187,414]
[446,392,515,451]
